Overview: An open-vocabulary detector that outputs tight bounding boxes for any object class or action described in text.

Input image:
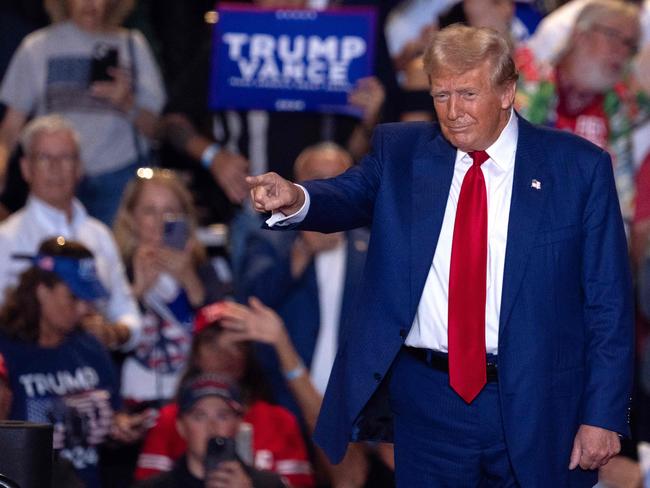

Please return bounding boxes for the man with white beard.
[515,0,646,229]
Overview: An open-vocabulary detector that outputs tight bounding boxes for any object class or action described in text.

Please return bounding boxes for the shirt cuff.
[265,184,310,227]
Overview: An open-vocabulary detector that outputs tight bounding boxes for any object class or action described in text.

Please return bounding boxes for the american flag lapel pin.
[531,179,541,190]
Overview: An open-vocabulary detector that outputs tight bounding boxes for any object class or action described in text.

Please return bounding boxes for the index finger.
[245,173,276,188]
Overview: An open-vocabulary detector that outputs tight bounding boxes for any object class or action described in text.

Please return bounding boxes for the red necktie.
[448,150,489,404]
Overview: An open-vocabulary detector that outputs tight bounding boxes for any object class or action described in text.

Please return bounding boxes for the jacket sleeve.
[580,150,634,435]
[297,127,385,233]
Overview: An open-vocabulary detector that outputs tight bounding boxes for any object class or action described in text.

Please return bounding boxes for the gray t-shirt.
[0,21,166,176]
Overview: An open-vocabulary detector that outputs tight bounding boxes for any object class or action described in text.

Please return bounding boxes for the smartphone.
[163,216,189,250]
[90,45,119,82]
[204,436,238,473]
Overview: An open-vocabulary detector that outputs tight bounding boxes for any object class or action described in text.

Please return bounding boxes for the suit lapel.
[409,131,456,317]
[499,118,552,337]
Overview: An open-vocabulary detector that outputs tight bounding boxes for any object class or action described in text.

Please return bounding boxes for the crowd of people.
[0,0,650,486]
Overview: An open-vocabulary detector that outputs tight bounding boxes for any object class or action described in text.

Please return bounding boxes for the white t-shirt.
[0,21,166,176]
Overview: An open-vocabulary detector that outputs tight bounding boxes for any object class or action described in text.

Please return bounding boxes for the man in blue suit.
[247,25,633,487]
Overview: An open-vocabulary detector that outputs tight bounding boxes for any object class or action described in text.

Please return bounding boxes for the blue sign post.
[209,4,377,116]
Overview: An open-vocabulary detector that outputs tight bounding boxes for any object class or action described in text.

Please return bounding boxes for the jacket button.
[399,328,408,339]
[373,372,382,382]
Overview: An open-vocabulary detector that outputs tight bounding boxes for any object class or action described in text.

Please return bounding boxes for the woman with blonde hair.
[113,169,227,409]
[0,0,166,224]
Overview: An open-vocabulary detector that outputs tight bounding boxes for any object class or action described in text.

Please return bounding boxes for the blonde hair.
[44,0,135,27]
[112,169,207,264]
[423,24,518,88]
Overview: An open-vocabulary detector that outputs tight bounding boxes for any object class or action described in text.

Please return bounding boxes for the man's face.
[21,131,82,210]
[430,62,515,152]
[570,15,639,92]
[177,396,241,463]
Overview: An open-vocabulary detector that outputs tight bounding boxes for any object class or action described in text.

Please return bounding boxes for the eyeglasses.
[29,152,79,170]
[591,23,638,54]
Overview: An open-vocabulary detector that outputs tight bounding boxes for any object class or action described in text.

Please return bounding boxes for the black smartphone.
[90,45,118,82]
[204,436,238,473]
[162,216,189,250]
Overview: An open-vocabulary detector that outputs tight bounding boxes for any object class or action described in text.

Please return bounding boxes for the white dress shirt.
[311,240,347,394]
[0,196,142,350]
[268,112,519,354]
[405,111,518,354]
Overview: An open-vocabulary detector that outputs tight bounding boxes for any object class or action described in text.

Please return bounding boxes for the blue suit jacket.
[239,228,369,415]
[291,117,633,487]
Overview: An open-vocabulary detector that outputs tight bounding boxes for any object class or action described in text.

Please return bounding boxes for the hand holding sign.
[246,172,305,215]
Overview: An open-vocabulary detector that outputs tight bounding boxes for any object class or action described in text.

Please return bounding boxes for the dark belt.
[404,346,498,382]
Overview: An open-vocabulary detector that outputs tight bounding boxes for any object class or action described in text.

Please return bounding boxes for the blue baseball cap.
[12,253,109,301]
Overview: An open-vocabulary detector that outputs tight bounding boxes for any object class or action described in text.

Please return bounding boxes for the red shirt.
[135,400,314,487]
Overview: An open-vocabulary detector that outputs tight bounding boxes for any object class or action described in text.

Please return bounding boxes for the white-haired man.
[0,114,141,350]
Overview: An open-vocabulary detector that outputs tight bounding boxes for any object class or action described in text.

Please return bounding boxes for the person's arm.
[217,299,323,431]
[99,230,143,351]
[0,107,28,193]
[90,30,164,141]
[247,127,384,233]
[570,150,634,470]
[163,113,250,204]
[219,300,365,487]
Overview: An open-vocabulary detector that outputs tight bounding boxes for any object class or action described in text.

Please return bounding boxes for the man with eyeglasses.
[0,114,142,352]
[515,0,646,230]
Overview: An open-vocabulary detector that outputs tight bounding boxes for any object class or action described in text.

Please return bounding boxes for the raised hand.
[218,297,289,347]
[246,172,304,215]
[211,150,250,204]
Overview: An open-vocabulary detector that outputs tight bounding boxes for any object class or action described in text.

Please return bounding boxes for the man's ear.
[500,80,517,109]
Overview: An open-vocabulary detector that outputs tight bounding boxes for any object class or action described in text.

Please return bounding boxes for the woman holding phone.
[0,0,165,224]
[112,169,227,408]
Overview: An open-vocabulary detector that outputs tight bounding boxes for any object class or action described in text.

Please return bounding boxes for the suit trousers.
[388,348,519,487]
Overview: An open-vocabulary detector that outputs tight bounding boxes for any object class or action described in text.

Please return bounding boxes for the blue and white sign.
[209,4,377,116]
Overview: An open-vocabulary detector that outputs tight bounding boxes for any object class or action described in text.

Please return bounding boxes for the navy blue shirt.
[0,330,120,488]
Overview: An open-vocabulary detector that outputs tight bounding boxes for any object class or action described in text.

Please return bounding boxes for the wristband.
[284,362,306,381]
[200,143,221,169]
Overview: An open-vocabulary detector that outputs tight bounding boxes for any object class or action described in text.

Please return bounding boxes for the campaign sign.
[209,4,377,116]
